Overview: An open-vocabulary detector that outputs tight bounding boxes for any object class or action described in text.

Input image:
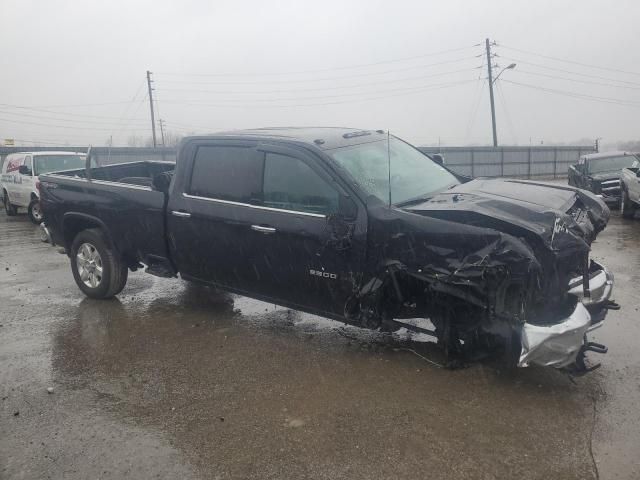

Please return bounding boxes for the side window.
[263,153,339,215]
[189,145,262,203]
[23,156,32,173]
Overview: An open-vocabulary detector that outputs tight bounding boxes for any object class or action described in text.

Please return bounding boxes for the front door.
[239,145,366,317]
[19,156,34,206]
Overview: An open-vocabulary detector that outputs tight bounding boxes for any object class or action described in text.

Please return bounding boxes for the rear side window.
[263,153,338,215]
[189,146,262,203]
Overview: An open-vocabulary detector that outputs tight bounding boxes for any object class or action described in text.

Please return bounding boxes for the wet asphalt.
[1,201,639,479]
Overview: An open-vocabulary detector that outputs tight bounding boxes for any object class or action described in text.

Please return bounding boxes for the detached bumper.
[518,261,614,369]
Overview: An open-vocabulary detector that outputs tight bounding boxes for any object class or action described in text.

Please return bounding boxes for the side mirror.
[432,154,444,165]
[337,194,358,220]
[18,165,31,175]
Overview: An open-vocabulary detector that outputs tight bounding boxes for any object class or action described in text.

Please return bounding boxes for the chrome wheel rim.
[31,202,42,221]
[76,242,103,288]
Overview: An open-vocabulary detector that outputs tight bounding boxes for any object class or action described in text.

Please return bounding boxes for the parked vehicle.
[1,151,86,223]
[620,159,640,219]
[39,128,615,371]
[568,151,639,207]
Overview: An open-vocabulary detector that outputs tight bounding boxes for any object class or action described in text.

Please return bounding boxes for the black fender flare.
[62,212,119,256]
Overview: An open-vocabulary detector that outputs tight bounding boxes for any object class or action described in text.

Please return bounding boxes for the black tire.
[621,188,637,219]
[3,191,18,216]
[27,199,44,224]
[70,228,128,299]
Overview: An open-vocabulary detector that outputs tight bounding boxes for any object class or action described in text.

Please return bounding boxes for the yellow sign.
[3,139,14,146]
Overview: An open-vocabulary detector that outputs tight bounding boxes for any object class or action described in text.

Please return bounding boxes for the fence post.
[553,148,558,179]
[528,147,532,179]
[500,148,504,177]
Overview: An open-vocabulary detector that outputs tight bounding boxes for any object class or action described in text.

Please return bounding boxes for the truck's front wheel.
[70,229,128,299]
[621,188,637,219]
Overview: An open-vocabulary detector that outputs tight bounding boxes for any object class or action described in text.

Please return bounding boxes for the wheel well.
[30,192,38,201]
[63,217,106,252]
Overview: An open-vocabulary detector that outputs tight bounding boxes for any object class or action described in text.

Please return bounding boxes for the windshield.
[329,137,459,205]
[588,155,638,174]
[34,154,86,175]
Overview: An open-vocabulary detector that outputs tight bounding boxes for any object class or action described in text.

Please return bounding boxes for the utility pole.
[159,119,166,146]
[146,70,157,148]
[485,38,498,147]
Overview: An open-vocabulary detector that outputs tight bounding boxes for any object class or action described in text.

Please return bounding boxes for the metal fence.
[1,145,594,180]
[418,145,595,179]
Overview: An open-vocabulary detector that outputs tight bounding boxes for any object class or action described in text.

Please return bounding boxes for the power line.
[160,79,477,108]
[5,100,136,109]
[158,67,476,95]
[111,94,150,140]
[0,103,148,123]
[499,57,640,87]
[147,70,157,147]
[465,79,486,142]
[155,56,479,85]
[0,116,151,131]
[500,45,640,77]
[513,69,640,90]
[158,75,478,104]
[0,109,148,127]
[501,79,640,107]
[156,45,477,78]
[495,81,517,144]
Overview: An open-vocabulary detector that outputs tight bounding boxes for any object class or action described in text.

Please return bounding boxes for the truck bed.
[39,160,176,271]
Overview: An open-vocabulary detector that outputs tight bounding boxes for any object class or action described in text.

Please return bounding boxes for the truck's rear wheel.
[28,199,43,224]
[3,191,17,216]
[621,189,636,219]
[70,228,128,299]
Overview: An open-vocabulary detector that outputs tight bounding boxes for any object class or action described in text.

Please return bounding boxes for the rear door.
[167,140,265,289]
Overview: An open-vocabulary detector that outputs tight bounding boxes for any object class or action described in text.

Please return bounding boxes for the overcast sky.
[1,0,639,147]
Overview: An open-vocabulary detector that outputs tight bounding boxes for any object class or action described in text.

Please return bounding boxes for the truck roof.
[198,127,388,150]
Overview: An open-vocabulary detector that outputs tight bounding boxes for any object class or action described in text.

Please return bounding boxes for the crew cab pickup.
[568,151,639,207]
[39,128,616,371]
[620,159,640,219]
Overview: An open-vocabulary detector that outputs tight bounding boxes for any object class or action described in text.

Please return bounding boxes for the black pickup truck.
[39,127,615,370]
[568,151,639,207]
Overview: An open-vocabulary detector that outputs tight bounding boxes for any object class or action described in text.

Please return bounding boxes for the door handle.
[171,210,191,218]
[251,225,276,234]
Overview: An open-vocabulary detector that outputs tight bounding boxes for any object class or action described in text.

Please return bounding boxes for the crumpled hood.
[405,178,610,255]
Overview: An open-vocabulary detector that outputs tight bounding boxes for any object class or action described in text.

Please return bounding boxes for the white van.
[1,151,86,223]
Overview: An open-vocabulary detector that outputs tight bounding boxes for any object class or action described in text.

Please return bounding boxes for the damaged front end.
[519,260,615,370]
[346,179,616,372]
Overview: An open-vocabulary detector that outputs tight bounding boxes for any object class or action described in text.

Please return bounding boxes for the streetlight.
[493,63,516,84]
